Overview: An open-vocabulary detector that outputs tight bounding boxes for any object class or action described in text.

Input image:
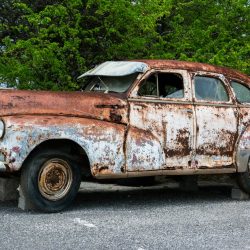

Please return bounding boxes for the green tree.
[0,0,249,90]
[158,0,250,73]
[1,0,87,90]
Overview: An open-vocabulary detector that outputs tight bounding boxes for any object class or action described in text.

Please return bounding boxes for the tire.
[21,148,81,212]
[237,159,250,194]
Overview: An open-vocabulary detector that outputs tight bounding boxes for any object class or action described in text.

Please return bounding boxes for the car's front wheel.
[20,148,81,212]
[237,159,250,194]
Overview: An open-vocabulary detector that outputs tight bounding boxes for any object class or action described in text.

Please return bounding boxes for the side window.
[231,81,250,103]
[138,74,157,96]
[138,73,184,98]
[194,76,229,102]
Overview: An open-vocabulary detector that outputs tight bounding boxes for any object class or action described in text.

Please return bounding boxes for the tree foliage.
[0,0,249,90]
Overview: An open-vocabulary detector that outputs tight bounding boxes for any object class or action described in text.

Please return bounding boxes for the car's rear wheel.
[237,159,250,193]
[21,148,81,212]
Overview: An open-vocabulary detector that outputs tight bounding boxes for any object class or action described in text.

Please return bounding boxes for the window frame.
[192,72,233,104]
[129,69,191,101]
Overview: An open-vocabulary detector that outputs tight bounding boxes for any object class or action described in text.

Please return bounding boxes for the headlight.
[0,119,5,139]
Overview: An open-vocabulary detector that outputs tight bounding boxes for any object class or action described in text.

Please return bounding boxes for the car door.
[192,72,238,168]
[126,69,194,171]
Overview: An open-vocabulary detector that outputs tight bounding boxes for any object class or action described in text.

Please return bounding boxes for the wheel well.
[22,139,91,178]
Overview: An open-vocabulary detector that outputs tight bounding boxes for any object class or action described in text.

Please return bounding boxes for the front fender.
[0,116,126,175]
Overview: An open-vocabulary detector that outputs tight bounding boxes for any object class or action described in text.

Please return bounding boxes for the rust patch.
[98,166,109,172]
[110,112,122,123]
[120,166,125,172]
[164,128,191,157]
[12,96,25,100]
[0,90,128,124]
[12,146,20,153]
[1,103,14,109]
[164,166,176,170]
[95,104,125,109]
[196,129,237,157]
[92,164,113,175]
[163,166,184,170]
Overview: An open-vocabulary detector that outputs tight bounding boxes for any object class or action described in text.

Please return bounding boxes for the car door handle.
[184,109,193,113]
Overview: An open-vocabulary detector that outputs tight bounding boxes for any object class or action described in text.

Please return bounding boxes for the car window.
[194,76,229,102]
[138,74,157,96]
[231,81,250,103]
[138,73,184,98]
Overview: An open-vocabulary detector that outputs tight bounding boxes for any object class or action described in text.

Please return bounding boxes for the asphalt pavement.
[1,179,250,250]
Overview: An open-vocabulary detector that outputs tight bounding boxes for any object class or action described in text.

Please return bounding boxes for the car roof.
[134,60,250,85]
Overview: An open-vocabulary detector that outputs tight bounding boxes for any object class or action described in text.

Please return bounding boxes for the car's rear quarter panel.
[236,105,250,172]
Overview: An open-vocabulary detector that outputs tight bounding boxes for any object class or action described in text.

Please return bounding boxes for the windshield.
[82,73,138,93]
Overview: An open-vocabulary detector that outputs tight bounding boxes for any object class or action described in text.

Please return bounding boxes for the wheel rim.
[38,158,73,201]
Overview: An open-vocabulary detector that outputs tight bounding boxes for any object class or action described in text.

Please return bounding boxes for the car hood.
[0,90,128,124]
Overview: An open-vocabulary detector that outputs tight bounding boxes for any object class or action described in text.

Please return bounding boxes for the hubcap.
[38,158,73,201]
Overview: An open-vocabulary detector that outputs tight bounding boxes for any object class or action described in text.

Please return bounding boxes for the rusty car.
[0,60,249,212]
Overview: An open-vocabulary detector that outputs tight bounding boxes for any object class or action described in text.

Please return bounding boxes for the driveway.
[0,179,250,250]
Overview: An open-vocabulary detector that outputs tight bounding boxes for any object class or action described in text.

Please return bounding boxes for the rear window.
[231,81,250,103]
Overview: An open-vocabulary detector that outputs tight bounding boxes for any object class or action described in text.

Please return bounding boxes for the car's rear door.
[192,72,238,169]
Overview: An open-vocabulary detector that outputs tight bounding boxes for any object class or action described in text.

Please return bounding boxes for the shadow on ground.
[0,182,237,213]
[73,183,234,211]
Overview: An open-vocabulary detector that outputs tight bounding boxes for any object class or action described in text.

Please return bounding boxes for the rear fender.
[236,126,250,172]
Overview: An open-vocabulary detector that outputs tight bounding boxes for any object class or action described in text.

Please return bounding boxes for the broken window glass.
[231,81,250,103]
[194,76,229,102]
[138,73,184,98]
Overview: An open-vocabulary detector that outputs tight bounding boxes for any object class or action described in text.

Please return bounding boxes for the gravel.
[1,181,250,250]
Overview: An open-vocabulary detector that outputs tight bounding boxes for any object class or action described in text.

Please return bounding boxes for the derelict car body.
[0,60,249,211]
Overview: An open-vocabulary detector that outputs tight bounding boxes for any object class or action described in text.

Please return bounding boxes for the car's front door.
[126,70,194,171]
[192,73,238,168]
